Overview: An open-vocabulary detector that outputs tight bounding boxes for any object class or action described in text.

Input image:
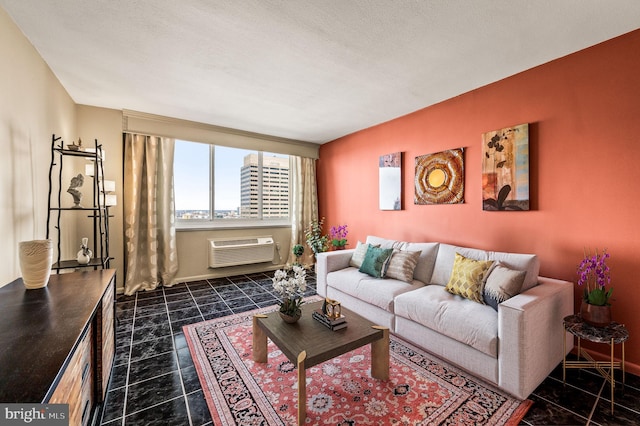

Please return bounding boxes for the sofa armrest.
[498,276,574,399]
[315,250,355,297]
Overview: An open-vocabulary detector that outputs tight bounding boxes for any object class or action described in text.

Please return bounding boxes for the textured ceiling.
[2,1,640,143]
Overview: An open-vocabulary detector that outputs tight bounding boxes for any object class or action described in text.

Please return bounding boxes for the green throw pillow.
[445,253,494,303]
[359,246,393,278]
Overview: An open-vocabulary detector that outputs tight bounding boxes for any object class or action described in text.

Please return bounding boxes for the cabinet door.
[49,324,93,426]
[100,280,115,399]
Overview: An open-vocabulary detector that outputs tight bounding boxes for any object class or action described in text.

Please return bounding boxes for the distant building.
[240,154,289,218]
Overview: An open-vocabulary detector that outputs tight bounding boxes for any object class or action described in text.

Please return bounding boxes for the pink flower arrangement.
[576,248,612,306]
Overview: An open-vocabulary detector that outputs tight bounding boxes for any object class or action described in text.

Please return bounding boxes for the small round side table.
[563,314,629,414]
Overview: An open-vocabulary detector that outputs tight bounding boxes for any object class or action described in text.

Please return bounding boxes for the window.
[174,140,290,227]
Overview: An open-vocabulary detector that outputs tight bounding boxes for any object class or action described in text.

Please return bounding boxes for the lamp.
[102,180,116,193]
[102,194,117,206]
[84,147,106,161]
[85,163,104,178]
[99,180,117,206]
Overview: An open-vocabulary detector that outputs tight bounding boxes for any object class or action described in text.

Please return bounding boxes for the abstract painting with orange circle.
[414,148,465,204]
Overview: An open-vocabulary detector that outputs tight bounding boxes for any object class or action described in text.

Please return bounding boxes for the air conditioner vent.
[212,238,259,247]
[208,236,274,268]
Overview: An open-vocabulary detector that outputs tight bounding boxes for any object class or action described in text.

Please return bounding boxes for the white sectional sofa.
[316,235,574,400]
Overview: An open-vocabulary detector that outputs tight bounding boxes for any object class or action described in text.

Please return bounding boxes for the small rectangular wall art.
[379,152,402,210]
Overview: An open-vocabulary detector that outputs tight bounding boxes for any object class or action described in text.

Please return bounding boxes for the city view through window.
[174,140,290,221]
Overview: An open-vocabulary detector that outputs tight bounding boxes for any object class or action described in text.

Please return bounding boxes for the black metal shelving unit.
[46,134,112,271]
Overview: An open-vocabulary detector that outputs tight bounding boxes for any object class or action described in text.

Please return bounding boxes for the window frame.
[174,141,292,230]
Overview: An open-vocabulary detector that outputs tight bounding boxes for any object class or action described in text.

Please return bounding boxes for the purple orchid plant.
[576,248,612,306]
[330,224,348,249]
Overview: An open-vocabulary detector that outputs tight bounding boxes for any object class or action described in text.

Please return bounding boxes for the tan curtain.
[123,133,178,295]
[288,156,319,266]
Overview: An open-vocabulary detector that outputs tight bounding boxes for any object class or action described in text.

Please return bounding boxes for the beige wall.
[0,7,76,286]
[1,7,295,290]
[76,105,124,284]
[175,227,291,282]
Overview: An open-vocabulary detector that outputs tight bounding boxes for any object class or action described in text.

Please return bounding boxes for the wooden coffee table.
[252,300,389,425]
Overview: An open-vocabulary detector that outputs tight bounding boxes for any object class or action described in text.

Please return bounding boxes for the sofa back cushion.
[365,235,401,250]
[366,237,439,284]
[431,244,489,286]
[402,242,440,283]
[487,250,539,291]
[431,244,539,291]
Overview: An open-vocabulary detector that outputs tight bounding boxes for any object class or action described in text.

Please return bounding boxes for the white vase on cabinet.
[19,239,53,289]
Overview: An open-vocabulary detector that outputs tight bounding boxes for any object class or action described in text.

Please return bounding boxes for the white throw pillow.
[349,241,371,268]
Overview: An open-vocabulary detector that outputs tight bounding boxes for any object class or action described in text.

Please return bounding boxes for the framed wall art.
[414,148,464,205]
[482,123,529,211]
[379,152,402,210]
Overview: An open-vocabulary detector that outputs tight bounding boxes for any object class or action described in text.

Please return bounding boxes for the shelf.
[47,134,111,274]
[52,257,112,270]
[53,147,102,159]
[50,207,108,211]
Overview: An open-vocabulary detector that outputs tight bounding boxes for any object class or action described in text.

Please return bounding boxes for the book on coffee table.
[312,310,347,330]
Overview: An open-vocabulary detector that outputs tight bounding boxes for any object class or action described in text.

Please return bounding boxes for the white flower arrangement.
[272,265,307,316]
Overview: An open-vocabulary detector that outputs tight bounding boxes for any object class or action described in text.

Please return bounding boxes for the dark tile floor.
[100,273,639,425]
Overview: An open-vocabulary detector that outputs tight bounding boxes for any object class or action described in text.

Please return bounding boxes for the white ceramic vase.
[76,237,93,265]
[19,239,53,289]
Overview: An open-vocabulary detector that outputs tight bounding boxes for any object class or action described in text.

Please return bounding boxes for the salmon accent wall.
[318,30,640,373]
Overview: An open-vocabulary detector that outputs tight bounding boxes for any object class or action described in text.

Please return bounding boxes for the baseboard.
[171,263,286,285]
[114,264,287,294]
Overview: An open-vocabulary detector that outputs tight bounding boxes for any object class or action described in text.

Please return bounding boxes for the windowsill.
[176,220,291,232]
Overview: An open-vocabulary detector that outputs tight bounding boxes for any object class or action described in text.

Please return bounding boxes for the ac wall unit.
[208,236,274,268]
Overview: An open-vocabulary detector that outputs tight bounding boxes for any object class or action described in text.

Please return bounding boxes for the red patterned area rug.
[184,305,532,425]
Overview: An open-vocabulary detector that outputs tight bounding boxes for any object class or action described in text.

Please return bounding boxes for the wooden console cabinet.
[0,269,116,426]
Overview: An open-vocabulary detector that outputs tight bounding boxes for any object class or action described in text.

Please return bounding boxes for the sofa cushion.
[402,242,440,284]
[486,251,539,291]
[431,244,490,286]
[359,246,393,278]
[483,263,526,310]
[349,241,376,268]
[430,243,539,291]
[326,269,421,312]
[365,235,405,250]
[384,250,421,282]
[445,253,494,303]
[394,285,499,357]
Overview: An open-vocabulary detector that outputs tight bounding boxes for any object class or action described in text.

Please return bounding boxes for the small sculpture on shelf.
[76,237,93,265]
[67,173,84,208]
[67,138,83,151]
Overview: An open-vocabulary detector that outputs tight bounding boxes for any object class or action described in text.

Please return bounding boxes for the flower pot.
[279,311,301,324]
[580,301,612,327]
[19,239,53,289]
